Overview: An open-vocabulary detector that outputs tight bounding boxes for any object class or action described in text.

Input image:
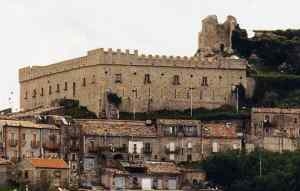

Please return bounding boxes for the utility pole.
[190,87,195,118]
[132,89,137,120]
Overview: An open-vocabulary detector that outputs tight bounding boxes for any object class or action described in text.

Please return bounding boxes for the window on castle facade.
[56,84,60,93]
[24,91,28,100]
[40,88,44,97]
[91,75,96,84]
[115,74,122,83]
[144,74,151,84]
[82,78,86,87]
[173,75,180,85]
[201,77,208,86]
[49,86,52,95]
[64,82,68,91]
[72,82,76,97]
[32,89,37,98]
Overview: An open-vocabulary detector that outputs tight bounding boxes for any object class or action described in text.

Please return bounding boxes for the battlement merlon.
[19,47,247,83]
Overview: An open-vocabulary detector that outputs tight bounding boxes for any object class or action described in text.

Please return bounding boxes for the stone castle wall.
[19,15,247,116]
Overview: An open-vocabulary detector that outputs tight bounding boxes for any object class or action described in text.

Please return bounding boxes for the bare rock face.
[198,15,237,56]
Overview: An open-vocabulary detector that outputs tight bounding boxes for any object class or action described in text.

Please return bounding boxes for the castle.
[19,15,247,117]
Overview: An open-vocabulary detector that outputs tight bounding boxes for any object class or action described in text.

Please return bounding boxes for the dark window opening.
[173,75,180,85]
[49,86,52,95]
[32,89,37,98]
[56,84,60,93]
[82,78,86,87]
[144,74,151,84]
[72,82,76,97]
[115,74,122,83]
[40,88,44,96]
[201,77,208,86]
[64,82,68,91]
[24,91,28,100]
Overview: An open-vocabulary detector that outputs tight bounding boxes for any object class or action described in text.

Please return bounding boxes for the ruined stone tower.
[198,15,237,54]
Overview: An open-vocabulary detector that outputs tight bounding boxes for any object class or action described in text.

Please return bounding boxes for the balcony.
[31,141,40,149]
[87,146,98,153]
[143,148,152,154]
[43,142,60,151]
[8,139,18,147]
[69,143,80,152]
[165,146,180,154]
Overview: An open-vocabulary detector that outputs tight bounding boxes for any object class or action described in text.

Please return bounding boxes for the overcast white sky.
[1,0,300,111]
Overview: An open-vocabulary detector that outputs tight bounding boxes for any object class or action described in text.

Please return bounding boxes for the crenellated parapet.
[19,47,246,83]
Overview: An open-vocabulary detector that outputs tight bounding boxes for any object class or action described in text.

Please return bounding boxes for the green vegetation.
[232,26,300,107]
[232,27,300,74]
[58,99,97,119]
[201,150,300,191]
[107,92,122,108]
[119,105,249,121]
[252,75,300,107]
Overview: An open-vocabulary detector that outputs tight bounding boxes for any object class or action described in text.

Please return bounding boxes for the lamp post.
[231,85,239,113]
[189,87,195,118]
[132,89,137,120]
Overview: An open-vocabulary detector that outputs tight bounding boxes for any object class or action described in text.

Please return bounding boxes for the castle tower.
[198,15,237,54]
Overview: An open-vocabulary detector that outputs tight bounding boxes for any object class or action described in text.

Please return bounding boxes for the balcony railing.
[165,146,180,154]
[43,142,60,151]
[31,140,40,149]
[8,139,18,147]
[87,146,98,153]
[143,148,152,154]
[70,143,80,151]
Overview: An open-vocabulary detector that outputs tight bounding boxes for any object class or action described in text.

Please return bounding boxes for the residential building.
[0,119,61,161]
[17,158,69,189]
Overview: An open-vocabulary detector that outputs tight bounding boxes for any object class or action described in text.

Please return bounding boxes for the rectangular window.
[115,74,122,83]
[173,75,180,85]
[22,133,26,140]
[24,91,28,100]
[49,86,52,95]
[82,78,86,87]
[91,75,96,84]
[144,74,151,84]
[40,88,44,96]
[56,84,60,93]
[32,89,37,98]
[202,77,208,86]
[73,82,76,97]
[64,82,68,91]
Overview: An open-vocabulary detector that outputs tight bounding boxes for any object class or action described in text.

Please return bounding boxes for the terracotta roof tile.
[204,123,238,138]
[79,120,157,137]
[0,119,58,129]
[252,107,300,114]
[29,158,69,169]
[145,162,181,175]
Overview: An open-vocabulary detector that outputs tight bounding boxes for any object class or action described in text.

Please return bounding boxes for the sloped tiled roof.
[145,161,181,175]
[0,119,58,129]
[79,120,157,137]
[252,107,300,114]
[29,158,68,169]
[157,119,199,126]
[8,106,64,118]
[203,123,238,138]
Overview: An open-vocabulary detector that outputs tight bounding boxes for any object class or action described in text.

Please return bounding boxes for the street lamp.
[231,85,239,113]
[132,89,137,120]
[189,87,195,118]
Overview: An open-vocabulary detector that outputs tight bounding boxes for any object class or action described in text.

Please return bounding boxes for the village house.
[17,158,69,189]
[0,119,61,161]
[249,108,300,152]
[77,119,158,186]
[101,160,182,190]
[0,159,15,186]
[157,119,242,161]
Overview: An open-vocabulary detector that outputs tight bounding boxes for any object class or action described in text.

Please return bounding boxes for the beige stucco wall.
[19,48,247,116]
